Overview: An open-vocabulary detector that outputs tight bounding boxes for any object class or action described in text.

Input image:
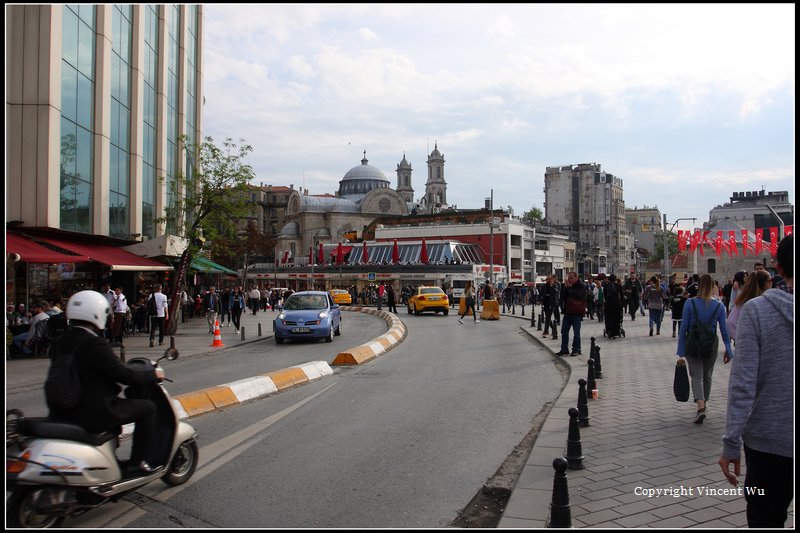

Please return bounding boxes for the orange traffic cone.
[210,319,224,347]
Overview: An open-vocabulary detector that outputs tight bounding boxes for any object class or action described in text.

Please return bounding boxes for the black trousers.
[149,316,165,344]
[744,445,793,528]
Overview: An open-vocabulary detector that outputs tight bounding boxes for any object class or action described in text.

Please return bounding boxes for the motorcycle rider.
[48,290,165,475]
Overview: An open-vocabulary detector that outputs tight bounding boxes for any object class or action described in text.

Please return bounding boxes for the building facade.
[6,4,203,305]
[544,163,631,276]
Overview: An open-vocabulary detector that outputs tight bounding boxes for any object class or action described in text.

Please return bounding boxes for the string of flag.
[677,226,794,257]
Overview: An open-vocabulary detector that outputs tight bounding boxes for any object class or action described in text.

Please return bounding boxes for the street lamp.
[663,214,696,279]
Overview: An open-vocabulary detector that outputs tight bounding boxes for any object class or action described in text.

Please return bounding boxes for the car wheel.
[414,304,421,316]
[334,320,341,336]
[275,336,284,344]
[444,309,449,316]
[407,305,413,315]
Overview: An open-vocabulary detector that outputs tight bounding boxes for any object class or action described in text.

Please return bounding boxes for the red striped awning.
[34,236,172,271]
[6,233,90,264]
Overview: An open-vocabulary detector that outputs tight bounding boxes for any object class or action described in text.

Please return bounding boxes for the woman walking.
[643,276,667,336]
[726,269,771,348]
[229,286,246,334]
[676,274,734,424]
[669,286,687,337]
[602,274,623,338]
[458,281,479,324]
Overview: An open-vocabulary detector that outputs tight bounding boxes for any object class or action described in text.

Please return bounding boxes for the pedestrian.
[148,284,168,346]
[180,286,190,322]
[387,285,398,314]
[669,286,687,337]
[594,279,605,323]
[248,286,261,315]
[540,276,558,338]
[719,234,793,528]
[12,302,49,355]
[602,274,623,338]
[685,273,700,298]
[556,271,587,356]
[623,273,643,321]
[643,275,667,336]
[458,281,479,324]
[229,286,245,334]
[110,286,128,344]
[725,269,771,347]
[219,287,232,327]
[676,274,733,424]
[204,286,221,334]
[377,281,385,310]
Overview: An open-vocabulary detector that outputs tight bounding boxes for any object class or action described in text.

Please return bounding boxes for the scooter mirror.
[163,347,179,361]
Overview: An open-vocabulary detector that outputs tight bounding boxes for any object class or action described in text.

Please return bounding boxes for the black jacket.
[561,279,587,312]
[49,327,158,432]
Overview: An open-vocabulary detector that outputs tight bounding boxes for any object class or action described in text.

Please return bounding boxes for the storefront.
[6,231,172,310]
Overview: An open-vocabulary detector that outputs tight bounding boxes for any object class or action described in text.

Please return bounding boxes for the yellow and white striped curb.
[170,361,334,419]
[332,307,407,365]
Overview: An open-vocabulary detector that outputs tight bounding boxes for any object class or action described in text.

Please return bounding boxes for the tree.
[158,136,255,334]
[523,206,543,222]
[649,232,680,264]
[210,219,275,278]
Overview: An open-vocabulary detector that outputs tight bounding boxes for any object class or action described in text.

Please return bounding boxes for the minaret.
[396,152,414,203]
[425,142,447,211]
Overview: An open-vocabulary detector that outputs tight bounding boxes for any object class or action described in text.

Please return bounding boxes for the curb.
[171,361,334,419]
[331,307,407,365]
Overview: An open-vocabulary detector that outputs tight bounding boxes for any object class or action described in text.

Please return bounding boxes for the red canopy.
[420,238,429,264]
[34,236,171,271]
[362,240,369,263]
[317,242,325,264]
[308,247,314,265]
[392,240,400,264]
[6,233,90,264]
[336,242,344,265]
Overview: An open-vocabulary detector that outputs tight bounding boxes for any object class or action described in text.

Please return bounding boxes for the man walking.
[204,286,221,334]
[556,272,587,356]
[148,284,168,346]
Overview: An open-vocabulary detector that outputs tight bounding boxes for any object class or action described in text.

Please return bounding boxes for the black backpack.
[685,299,717,359]
[44,340,87,413]
[147,295,158,316]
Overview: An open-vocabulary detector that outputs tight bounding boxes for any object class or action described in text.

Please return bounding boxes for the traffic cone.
[210,320,224,347]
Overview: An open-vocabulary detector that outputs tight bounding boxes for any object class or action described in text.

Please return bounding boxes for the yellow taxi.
[407,286,449,316]
[329,289,353,306]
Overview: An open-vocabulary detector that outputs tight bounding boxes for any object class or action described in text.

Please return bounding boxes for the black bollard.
[590,337,596,360]
[565,407,585,470]
[547,457,572,528]
[521,303,525,317]
[593,345,603,379]
[240,326,245,340]
[577,378,590,427]
[258,322,262,337]
[536,312,543,330]
[587,359,597,398]
[551,319,558,341]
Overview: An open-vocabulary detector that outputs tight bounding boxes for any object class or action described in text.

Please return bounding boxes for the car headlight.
[278,312,286,320]
[318,311,328,319]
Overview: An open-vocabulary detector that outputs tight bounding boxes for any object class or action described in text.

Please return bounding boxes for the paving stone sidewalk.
[498,307,794,529]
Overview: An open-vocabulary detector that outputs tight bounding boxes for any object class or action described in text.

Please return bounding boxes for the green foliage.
[157,136,255,255]
[523,206,543,222]
[649,232,680,263]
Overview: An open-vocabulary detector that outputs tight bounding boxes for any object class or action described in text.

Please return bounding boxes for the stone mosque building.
[277,144,449,263]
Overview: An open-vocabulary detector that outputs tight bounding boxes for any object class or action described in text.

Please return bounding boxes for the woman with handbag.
[676,274,734,424]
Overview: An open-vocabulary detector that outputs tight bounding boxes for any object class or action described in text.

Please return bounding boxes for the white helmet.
[66,290,111,330]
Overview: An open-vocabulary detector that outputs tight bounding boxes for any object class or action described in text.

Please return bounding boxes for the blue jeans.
[560,314,583,354]
[648,308,663,332]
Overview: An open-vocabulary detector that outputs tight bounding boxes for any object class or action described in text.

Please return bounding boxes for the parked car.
[273,291,342,344]
[329,289,352,306]
[407,286,449,316]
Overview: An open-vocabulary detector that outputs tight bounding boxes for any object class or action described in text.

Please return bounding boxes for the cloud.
[358,27,378,42]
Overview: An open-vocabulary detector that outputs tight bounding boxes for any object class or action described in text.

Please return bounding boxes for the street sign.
[368,272,376,281]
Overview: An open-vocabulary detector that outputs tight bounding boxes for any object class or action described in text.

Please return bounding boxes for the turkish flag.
[714,231,724,256]
[755,229,764,254]
[728,231,738,256]
[689,231,701,252]
[785,225,793,237]
[678,230,686,252]
[769,227,778,256]
[741,229,749,256]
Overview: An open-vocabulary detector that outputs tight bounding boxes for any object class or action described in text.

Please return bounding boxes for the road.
[20,310,566,528]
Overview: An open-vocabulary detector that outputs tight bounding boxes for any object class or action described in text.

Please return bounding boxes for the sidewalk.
[498,306,794,528]
[5,310,278,394]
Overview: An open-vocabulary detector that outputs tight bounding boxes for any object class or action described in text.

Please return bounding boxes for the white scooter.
[6,348,198,528]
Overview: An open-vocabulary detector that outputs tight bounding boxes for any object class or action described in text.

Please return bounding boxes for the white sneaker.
[475,319,480,323]
[458,318,464,324]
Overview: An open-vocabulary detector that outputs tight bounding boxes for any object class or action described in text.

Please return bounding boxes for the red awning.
[6,233,90,264]
[34,236,172,271]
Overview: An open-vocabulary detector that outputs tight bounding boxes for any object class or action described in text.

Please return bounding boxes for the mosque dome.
[338,152,390,197]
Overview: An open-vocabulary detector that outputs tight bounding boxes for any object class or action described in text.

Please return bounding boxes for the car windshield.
[420,288,444,295]
[284,295,328,310]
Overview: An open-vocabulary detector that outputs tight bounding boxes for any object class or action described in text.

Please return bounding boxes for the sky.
[201,4,795,232]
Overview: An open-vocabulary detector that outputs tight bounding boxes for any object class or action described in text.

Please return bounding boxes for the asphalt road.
[29,311,566,528]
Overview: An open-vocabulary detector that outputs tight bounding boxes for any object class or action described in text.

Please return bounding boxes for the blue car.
[273,291,342,344]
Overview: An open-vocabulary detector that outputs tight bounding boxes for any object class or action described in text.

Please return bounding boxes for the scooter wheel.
[6,487,66,528]
[162,439,199,487]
